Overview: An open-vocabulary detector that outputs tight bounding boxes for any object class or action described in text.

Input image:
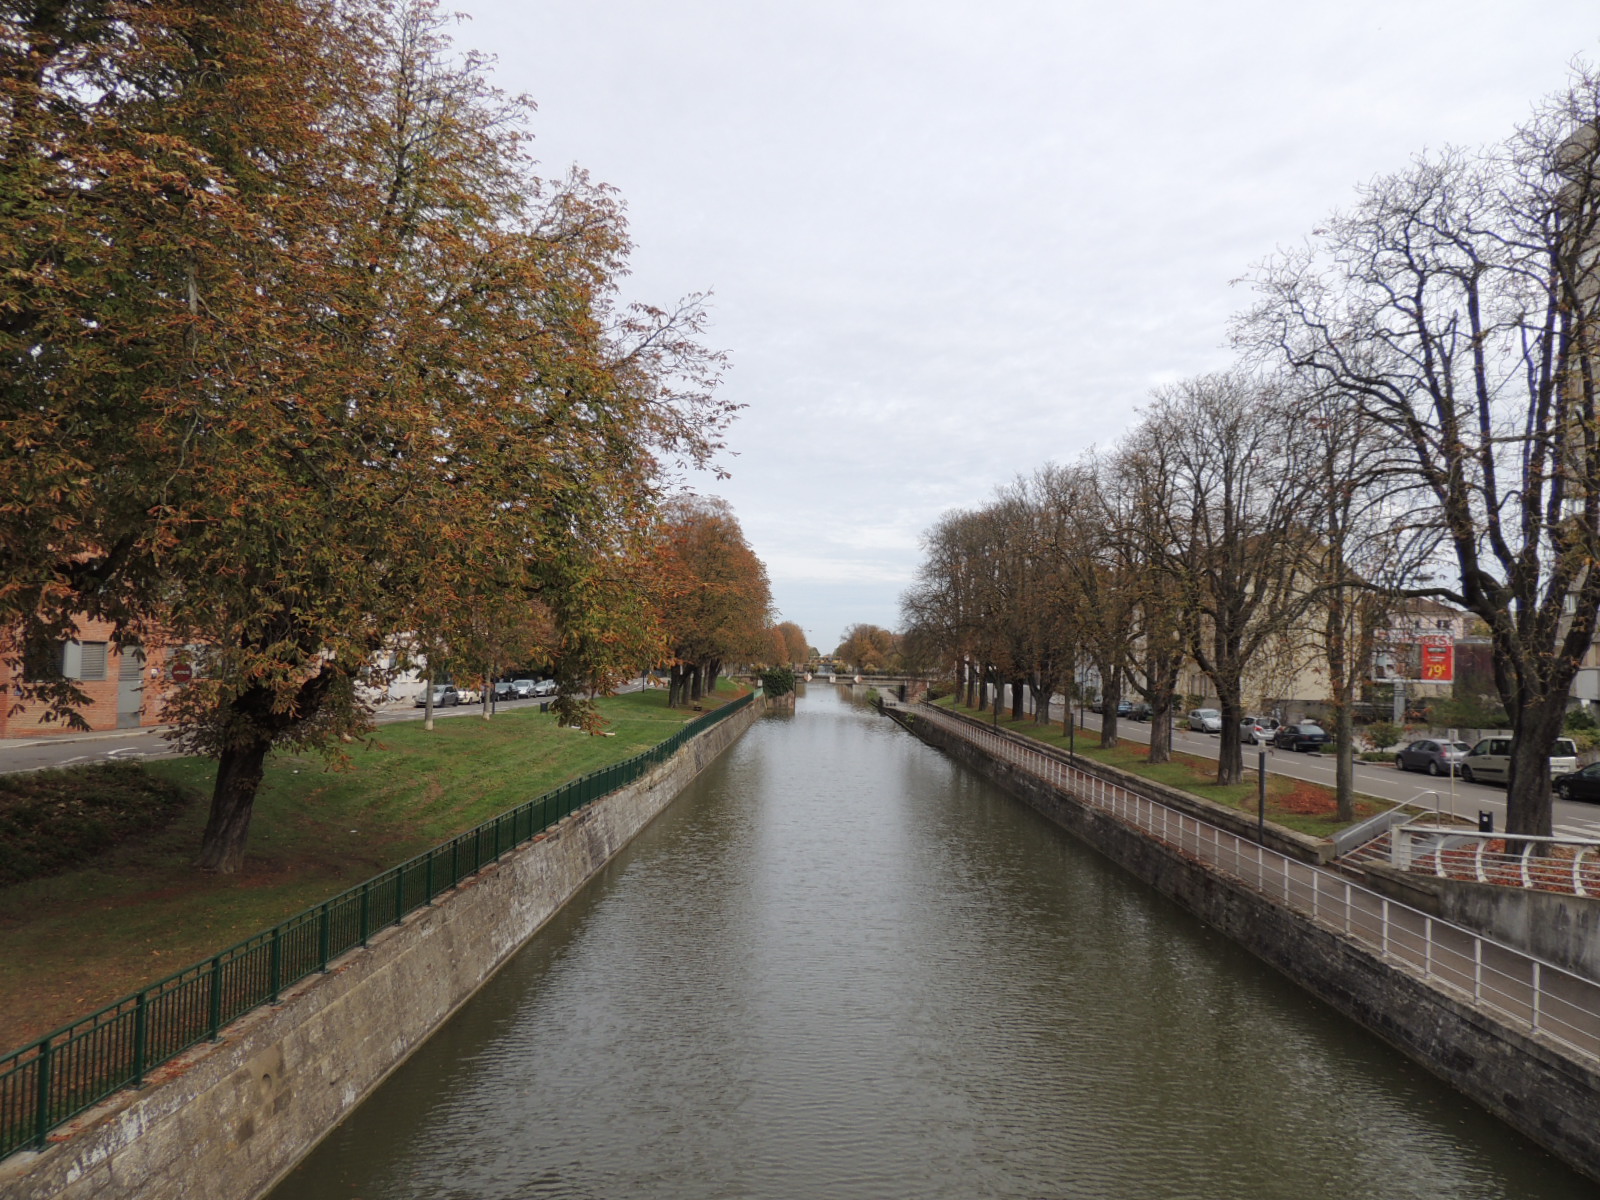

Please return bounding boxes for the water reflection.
[274,686,1591,1199]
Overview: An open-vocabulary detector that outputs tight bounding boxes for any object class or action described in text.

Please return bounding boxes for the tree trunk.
[1033,673,1056,725]
[1333,687,1355,823]
[424,671,434,731]
[1010,678,1024,721]
[1216,684,1245,786]
[1505,700,1563,840]
[1100,663,1122,750]
[1149,698,1173,763]
[197,738,271,873]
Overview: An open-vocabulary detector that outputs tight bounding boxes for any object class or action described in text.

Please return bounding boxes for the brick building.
[0,616,174,738]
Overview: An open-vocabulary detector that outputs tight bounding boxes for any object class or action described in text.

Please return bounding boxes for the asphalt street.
[1052,704,1600,839]
[0,687,620,776]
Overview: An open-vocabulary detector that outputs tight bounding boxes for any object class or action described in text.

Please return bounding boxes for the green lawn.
[0,682,745,1053]
[931,698,1384,838]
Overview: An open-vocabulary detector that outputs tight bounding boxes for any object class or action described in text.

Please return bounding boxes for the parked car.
[511,679,538,699]
[1273,723,1329,752]
[1240,715,1280,745]
[1459,737,1579,785]
[531,679,558,697]
[1127,702,1152,722]
[1555,763,1600,803]
[491,680,517,702]
[455,686,480,704]
[1187,708,1222,733]
[413,685,459,708]
[1395,739,1472,777]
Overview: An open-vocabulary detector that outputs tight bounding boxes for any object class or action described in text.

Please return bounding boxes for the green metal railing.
[0,691,753,1159]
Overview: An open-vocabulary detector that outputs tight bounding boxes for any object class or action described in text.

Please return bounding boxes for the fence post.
[360,880,371,948]
[394,868,405,925]
[425,851,435,903]
[269,926,282,1004]
[209,954,224,1040]
[1533,961,1542,1033]
[33,1035,52,1149]
[133,991,148,1087]
[318,902,331,972]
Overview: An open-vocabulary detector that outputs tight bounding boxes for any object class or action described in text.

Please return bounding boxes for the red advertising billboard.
[1373,630,1455,685]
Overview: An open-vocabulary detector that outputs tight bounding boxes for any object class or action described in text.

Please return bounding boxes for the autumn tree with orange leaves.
[774,620,810,666]
[0,1,734,870]
[649,497,773,707]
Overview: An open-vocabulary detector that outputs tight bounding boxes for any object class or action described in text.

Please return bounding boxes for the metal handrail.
[1391,823,1600,895]
[0,691,755,1160]
[1330,793,1435,857]
[909,700,1600,1067]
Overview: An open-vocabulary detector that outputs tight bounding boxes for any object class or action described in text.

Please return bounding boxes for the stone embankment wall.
[0,699,762,1200]
[892,707,1600,1185]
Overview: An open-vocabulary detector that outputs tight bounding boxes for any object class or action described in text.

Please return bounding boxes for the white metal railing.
[1392,823,1600,897]
[910,702,1600,1064]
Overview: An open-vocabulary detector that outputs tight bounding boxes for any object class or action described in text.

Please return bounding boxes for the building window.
[61,641,109,681]
[22,638,61,682]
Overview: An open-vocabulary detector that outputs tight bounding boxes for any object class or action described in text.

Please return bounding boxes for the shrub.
[1364,722,1402,750]
[759,666,797,698]
[0,763,190,886]
[1566,708,1598,732]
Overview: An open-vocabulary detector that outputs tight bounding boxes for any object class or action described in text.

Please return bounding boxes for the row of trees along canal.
[902,68,1600,841]
[0,1,780,872]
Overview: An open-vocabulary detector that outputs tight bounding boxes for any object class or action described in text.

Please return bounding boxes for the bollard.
[1478,810,1494,833]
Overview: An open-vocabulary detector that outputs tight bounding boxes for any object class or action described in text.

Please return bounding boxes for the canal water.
[272,686,1593,1199]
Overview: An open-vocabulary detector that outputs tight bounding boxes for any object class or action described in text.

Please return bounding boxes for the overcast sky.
[460,1,1598,654]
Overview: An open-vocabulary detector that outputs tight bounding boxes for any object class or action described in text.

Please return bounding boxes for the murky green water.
[272,685,1593,1199]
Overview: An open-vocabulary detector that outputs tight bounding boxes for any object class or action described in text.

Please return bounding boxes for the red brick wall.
[0,616,174,738]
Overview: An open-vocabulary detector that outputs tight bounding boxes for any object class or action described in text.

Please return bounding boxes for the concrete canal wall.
[893,706,1600,1185]
[0,699,763,1200]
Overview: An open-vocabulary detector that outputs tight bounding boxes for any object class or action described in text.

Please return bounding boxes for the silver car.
[1241,715,1280,745]
[1394,739,1471,777]
[1187,708,1222,733]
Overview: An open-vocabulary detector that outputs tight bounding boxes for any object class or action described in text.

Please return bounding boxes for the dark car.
[1127,702,1152,722]
[1395,739,1471,777]
[1555,763,1600,803]
[1274,723,1329,752]
[491,680,517,702]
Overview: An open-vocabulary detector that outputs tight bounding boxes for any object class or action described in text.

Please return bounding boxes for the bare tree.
[1298,385,1436,820]
[1104,429,1190,763]
[1242,72,1600,836]
[1142,373,1323,785]
[1033,462,1136,747]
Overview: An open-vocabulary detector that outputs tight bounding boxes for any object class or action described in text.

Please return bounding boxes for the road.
[0,687,615,776]
[1053,705,1600,839]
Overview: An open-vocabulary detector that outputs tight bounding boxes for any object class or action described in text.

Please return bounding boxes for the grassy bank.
[932,698,1384,837]
[0,683,745,1052]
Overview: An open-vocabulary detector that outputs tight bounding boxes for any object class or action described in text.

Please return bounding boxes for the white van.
[1459,737,1578,785]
